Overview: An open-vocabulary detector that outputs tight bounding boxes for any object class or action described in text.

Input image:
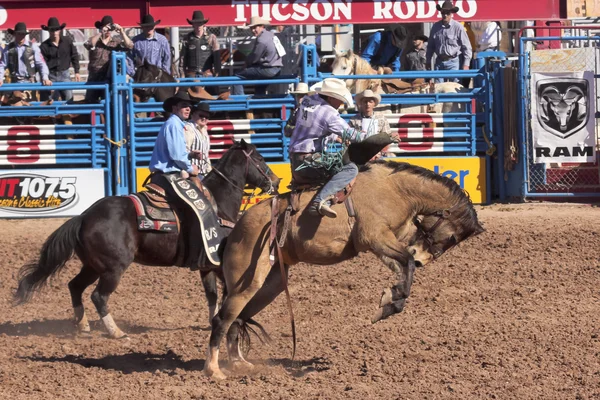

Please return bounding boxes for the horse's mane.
[362,160,483,236]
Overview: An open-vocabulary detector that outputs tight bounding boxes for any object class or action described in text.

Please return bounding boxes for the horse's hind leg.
[90,269,129,339]
[68,264,99,334]
[226,265,288,372]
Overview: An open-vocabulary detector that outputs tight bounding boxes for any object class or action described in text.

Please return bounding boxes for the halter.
[412,203,460,260]
[210,148,276,196]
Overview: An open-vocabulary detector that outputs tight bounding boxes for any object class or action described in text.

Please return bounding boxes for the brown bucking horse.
[203,159,484,379]
[14,140,280,339]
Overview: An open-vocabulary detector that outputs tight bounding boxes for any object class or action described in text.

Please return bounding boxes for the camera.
[108,23,117,31]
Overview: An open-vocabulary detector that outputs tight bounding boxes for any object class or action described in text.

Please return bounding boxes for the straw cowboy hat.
[355,89,381,107]
[313,78,354,107]
[95,15,114,30]
[41,17,66,32]
[162,91,197,112]
[437,0,459,13]
[138,14,161,28]
[290,82,310,95]
[7,22,30,35]
[247,16,271,28]
[187,11,209,26]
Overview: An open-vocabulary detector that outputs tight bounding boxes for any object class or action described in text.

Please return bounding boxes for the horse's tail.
[14,216,83,305]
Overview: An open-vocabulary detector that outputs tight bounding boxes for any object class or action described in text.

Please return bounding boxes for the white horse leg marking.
[101,314,128,339]
[205,346,227,380]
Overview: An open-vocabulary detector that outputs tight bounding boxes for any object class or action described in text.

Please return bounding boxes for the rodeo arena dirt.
[2,0,600,399]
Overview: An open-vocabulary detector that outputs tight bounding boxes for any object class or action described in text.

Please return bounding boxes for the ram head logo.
[537,78,589,139]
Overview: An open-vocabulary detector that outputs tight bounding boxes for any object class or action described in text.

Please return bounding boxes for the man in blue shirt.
[361,25,407,72]
[150,91,199,177]
[127,14,172,77]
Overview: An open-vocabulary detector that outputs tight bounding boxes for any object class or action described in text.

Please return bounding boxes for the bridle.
[210,148,276,196]
[412,204,460,260]
[135,67,164,99]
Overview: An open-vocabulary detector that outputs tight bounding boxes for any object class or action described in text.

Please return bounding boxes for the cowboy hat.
[7,22,29,35]
[162,91,197,112]
[355,89,381,107]
[436,0,459,13]
[290,82,310,95]
[314,78,354,107]
[138,14,161,28]
[247,16,271,28]
[414,34,429,42]
[95,15,114,30]
[385,24,407,47]
[345,133,396,165]
[41,17,66,32]
[191,102,211,115]
[187,11,209,25]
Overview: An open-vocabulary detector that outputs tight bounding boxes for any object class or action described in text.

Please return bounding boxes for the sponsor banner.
[0,169,105,218]
[0,125,56,165]
[530,71,596,163]
[0,0,562,29]
[137,158,485,205]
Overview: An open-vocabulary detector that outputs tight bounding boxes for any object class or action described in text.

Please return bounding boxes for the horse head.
[407,199,484,267]
[217,140,280,195]
[133,62,175,102]
[332,47,382,94]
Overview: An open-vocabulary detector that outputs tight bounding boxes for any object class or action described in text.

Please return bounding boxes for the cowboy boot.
[308,197,337,218]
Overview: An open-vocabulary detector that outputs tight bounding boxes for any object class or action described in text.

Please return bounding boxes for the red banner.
[0,0,563,29]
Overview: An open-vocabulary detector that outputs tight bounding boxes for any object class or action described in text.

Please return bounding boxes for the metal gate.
[519,28,600,199]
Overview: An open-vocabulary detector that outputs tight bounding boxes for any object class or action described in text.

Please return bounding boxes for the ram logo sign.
[537,78,589,139]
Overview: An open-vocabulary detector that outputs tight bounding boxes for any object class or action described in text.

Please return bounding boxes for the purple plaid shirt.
[289,94,365,154]
[127,32,171,76]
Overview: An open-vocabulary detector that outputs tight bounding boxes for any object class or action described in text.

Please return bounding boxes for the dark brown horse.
[15,140,280,339]
[203,160,484,379]
[133,61,177,104]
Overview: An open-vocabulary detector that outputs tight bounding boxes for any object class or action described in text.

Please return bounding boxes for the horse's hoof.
[229,360,255,373]
[371,299,406,324]
[205,368,227,381]
[379,288,393,308]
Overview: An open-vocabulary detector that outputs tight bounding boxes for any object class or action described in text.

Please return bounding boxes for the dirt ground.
[0,203,599,399]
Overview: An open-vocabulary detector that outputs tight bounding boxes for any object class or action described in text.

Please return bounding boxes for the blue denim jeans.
[232,66,281,96]
[434,57,460,83]
[313,162,358,204]
[42,70,73,101]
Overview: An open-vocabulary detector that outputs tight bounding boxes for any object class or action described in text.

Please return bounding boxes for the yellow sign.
[135,156,486,206]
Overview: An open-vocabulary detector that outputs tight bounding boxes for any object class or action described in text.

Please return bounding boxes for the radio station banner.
[0,0,562,29]
[530,71,596,163]
[0,169,105,218]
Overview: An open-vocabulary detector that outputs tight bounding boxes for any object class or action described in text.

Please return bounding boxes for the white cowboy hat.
[313,78,354,107]
[290,82,310,95]
[247,16,271,28]
[355,89,381,106]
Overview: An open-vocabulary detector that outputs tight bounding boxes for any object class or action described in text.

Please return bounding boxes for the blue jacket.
[361,31,402,72]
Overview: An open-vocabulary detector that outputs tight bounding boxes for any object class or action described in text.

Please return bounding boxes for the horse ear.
[347,49,354,57]
[240,138,248,148]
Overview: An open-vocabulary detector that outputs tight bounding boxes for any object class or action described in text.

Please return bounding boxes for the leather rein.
[412,203,460,260]
[210,148,276,196]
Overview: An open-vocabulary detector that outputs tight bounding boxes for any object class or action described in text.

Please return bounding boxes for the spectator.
[470,21,502,52]
[284,82,310,137]
[179,11,220,79]
[361,24,407,72]
[39,17,80,101]
[0,22,51,87]
[349,89,391,138]
[83,15,133,102]
[405,34,428,73]
[231,16,283,97]
[184,102,212,177]
[127,14,171,77]
[289,78,366,218]
[426,1,472,83]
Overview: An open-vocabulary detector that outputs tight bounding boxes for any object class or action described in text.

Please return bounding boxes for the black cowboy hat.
[41,17,66,32]
[162,91,197,112]
[344,133,396,166]
[414,33,429,42]
[187,10,209,25]
[7,22,30,35]
[95,15,114,30]
[436,0,459,13]
[138,14,161,28]
[385,24,407,47]
[191,102,211,115]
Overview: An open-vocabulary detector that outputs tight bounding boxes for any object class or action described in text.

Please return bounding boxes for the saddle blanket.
[127,192,178,233]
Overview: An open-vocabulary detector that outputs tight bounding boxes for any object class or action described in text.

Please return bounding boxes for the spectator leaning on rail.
[0,22,51,87]
[83,15,133,102]
[231,16,283,97]
[470,21,502,52]
[289,78,367,219]
[126,14,171,77]
[361,24,407,73]
[426,1,472,83]
[39,17,80,102]
[349,89,394,159]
